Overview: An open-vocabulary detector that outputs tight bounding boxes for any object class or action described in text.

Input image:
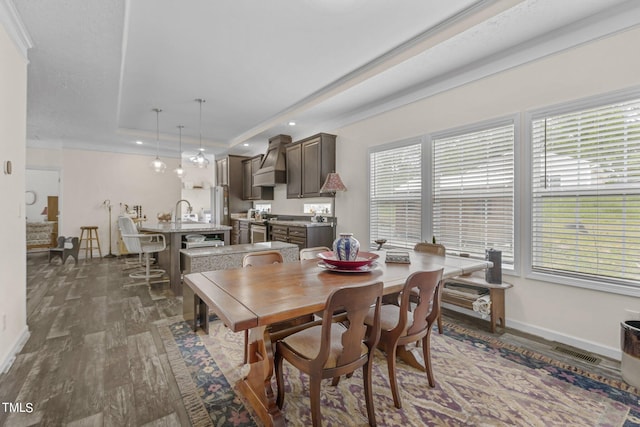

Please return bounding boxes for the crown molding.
[0,0,32,59]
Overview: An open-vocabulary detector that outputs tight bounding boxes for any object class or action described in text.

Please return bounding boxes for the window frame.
[524,88,640,297]
[430,116,519,270]
[368,137,425,249]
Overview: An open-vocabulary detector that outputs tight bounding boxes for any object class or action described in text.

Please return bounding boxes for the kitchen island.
[140,222,232,295]
[180,241,299,275]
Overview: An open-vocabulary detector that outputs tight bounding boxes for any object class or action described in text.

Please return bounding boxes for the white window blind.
[531,98,640,285]
[433,124,514,263]
[369,143,422,248]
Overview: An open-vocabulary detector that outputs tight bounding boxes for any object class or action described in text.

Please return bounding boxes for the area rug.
[159,317,640,426]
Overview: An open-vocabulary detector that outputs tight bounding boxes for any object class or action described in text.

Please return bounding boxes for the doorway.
[26,169,60,249]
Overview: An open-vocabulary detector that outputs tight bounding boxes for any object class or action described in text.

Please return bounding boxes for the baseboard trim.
[442,303,621,361]
[506,319,621,361]
[1,326,30,374]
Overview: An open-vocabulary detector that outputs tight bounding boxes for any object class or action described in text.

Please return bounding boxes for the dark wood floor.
[1,252,622,426]
[1,252,189,426]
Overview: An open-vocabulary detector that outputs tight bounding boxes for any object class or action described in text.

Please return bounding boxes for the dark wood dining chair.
[365,268,443,409]
[299,246,331,261]
[413,242,446,334]
[275,282,383,427]
[242,250,284,267]
[241,250,285,363]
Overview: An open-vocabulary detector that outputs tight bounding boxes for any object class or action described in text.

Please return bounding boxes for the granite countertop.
[141,222,232,233]
[181,241,298,257]
[268,219,332,227]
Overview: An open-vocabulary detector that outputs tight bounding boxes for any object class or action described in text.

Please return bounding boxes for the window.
[432,122,515,263]
[369,142,422,248]
[531,97,640,286]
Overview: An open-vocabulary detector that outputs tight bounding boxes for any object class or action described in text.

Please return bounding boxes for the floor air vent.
[552,344,601,365]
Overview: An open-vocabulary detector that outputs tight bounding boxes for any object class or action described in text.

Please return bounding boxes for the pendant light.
[190,98,210,168]
[174,125,186,179]
[150,108,167,173]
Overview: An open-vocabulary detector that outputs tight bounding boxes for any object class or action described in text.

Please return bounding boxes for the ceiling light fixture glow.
[288,121,296,126]
[190,98,210,168]
[174,125,186,179]
[150,108,166,173]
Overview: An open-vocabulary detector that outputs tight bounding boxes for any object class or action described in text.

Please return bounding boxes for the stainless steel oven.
[251,224,267,243]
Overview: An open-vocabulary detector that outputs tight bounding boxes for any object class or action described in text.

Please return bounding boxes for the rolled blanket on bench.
[472,294,491,318]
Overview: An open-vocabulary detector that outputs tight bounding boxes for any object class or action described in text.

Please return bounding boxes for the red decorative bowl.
[317,251,379,269]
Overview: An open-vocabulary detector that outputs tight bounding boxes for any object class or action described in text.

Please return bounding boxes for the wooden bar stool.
[79,226,102,259]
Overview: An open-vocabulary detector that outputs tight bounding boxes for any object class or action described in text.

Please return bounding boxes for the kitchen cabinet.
[231,219,251,245]
[269,223,333,250]
[242,155,273,200]
[216,157,229,186]
[216,155,252,217]
[286,133,336,199]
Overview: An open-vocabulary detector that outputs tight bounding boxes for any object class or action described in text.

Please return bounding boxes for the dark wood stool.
[79,226,102,258]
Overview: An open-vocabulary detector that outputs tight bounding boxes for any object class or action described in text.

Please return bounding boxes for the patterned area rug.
[159,317,640,426]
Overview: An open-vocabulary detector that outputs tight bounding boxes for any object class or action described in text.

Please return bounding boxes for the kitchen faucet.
[174,199,193,222]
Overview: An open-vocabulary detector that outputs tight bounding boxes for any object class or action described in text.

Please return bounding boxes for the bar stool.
[79,226,102,259]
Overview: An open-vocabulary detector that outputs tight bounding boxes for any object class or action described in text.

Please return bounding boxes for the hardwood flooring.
[1,252,188,427]
[1,252,623,426]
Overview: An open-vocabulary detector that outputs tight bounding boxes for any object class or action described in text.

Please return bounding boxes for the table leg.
[183,284,197,331]
[238,326,285,427]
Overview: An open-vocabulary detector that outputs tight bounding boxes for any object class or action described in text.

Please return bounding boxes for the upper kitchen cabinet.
[243,155,273,200]
[216,155,252,213]
[286,133,336,199]
[216,156,229,186]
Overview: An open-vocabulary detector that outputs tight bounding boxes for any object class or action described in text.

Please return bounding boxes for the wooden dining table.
[183,250,492,427]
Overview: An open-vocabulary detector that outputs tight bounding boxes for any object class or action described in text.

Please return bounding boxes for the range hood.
[253,134,292,187]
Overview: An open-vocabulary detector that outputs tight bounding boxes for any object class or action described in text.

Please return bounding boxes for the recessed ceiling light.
[288,121,296,126]
[243,143,249,147]
[135,140,143,145]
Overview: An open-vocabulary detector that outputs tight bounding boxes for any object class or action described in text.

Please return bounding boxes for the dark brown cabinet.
[269,224,333,250]
[231,219,250,245]
[216,157,229,186]
[286,133,336,199]
[216,155,252,221]
[242,155,273,200]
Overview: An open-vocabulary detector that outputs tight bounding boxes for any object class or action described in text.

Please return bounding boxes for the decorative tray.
[317,251,379,269]
[318,261,377,273]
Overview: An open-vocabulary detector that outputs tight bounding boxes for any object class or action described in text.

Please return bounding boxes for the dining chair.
[299,246,331,261]
[413,242,446,334]
[365,268,443,409]
[413,242,446,256]
[275,281,383,427]
[117,216,167,285]
[242,250,284,267]
[241,250,284,363]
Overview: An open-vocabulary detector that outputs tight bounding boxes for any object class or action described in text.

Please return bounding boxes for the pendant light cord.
[154,108,162,157]
[197,98,205,151]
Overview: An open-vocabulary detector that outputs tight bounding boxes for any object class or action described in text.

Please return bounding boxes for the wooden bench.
[442,272,512,333]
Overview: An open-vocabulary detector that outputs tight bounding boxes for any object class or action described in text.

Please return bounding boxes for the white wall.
[0,14,29,372]
[28,147,182,256]
[328,27,640,358]
[25,169,59,221]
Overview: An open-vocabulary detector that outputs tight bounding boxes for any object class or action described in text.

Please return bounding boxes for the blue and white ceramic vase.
[333,233,360,261]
